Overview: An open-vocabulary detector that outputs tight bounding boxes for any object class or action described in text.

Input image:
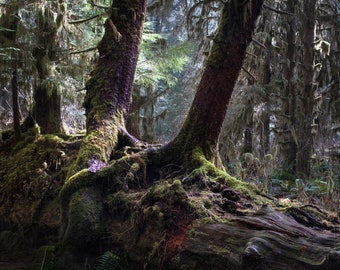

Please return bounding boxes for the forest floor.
[0,131,339,269]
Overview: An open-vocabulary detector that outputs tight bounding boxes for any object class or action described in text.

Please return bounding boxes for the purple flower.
[87,155,107,173]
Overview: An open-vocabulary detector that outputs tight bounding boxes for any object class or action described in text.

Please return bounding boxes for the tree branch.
[251,38,266,49]
[70,46,98,54]
[69,14,100,24]
[241,66,257,81]
[263,4,295,16]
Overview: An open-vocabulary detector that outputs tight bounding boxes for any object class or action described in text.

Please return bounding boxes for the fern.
[94,251,120,270]
[136,21,193,88]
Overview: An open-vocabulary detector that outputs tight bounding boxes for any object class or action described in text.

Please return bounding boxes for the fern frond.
[94,251,120,270]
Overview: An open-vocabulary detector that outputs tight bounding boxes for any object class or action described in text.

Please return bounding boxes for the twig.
[246,51,258,58]
[252,38,266,49]
[70,46,98,54]
[241,66,257,81]
[263,4,295,16]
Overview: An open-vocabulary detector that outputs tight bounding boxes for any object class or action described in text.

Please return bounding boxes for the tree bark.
[168,0,264,162]
[296,0,317,177]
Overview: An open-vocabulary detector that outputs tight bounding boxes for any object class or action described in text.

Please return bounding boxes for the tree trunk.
[79,0,147,168]
[296,0,317,177]
[275,0,297,172]
[32,1,64,134]
[259,21,271,159]
[12,64,21,141]
[244,120,253,154]
[168,0,264,162]
[141,85,155,142]
[33,81,62,134]
[127,84,142,138]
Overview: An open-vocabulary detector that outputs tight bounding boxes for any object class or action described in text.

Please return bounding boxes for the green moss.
[66,115,123,178]
[188,147,256,195]
[61,165,114,203]
[0,134,67,226]
[106,190,133,218]
[62,187,104,250]
[142,179,188,207]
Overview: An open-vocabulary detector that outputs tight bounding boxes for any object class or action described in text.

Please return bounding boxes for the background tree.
[220,0,339,196]
[32,0,65,134]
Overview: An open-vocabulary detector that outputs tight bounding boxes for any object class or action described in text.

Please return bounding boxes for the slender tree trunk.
[12,64,21,141]
[296,0,317,177]
[275,0,297,172]
[141,85,155,142]
[168,0,264,163]
[244,112,253,154]
[127,85,142,138]
[260,25,271,159]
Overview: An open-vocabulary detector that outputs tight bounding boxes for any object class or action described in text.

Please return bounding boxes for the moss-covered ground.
[0,129,339,270]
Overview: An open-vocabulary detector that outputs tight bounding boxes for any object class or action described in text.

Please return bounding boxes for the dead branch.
[251,38,266,49]
[241,66,257,81]
[245,51,258,58]
[70,46,98,55]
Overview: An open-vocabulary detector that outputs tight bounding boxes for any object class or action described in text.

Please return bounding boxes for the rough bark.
[167,0,264,163]
[178,205,340,270]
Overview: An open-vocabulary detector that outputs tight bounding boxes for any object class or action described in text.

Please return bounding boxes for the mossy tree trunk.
[32,1,65,134]
[295,0,317,177]
[77,0,147,169]
[275,0,297,172]
[166,0,264,164]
